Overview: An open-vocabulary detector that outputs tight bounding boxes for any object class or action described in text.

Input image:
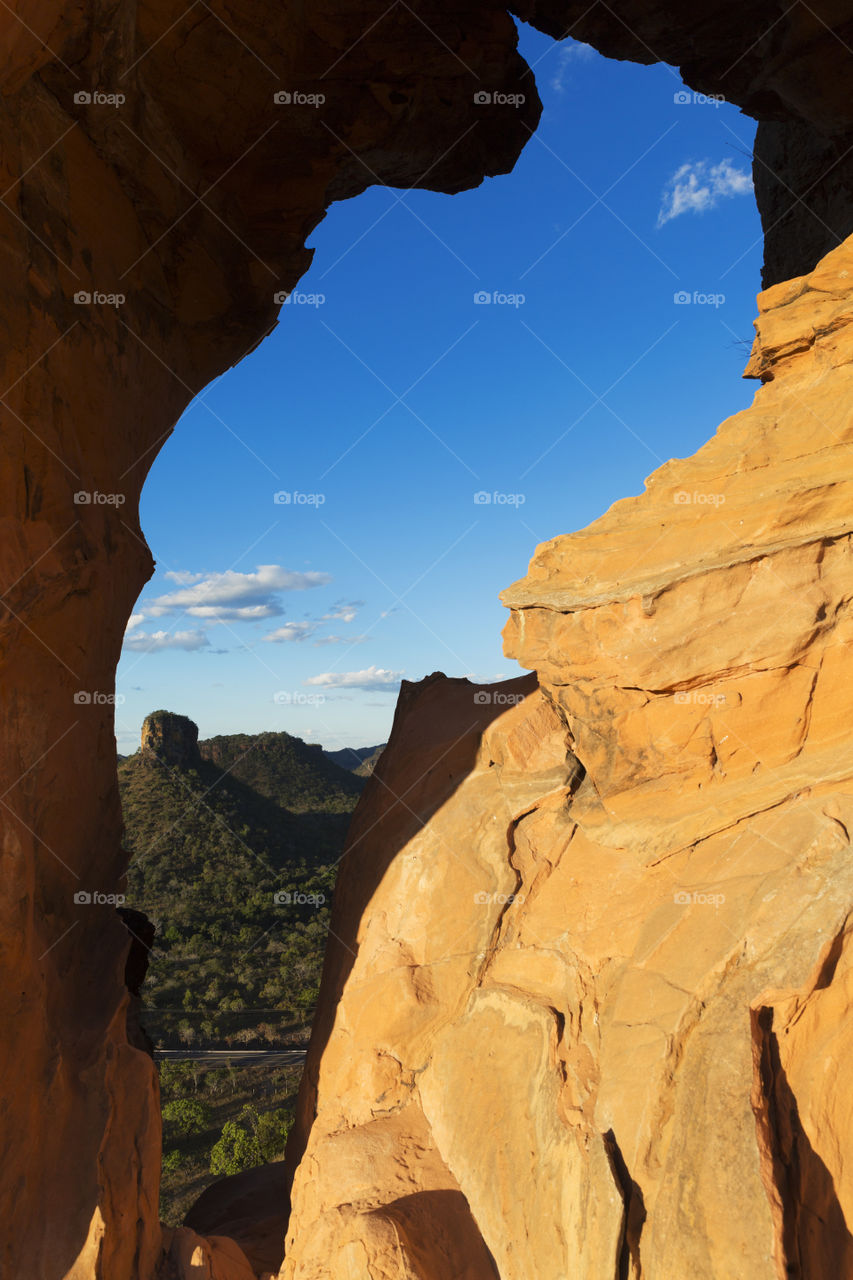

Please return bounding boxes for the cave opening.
[11,0,853,1276]
[112,14,762,1266]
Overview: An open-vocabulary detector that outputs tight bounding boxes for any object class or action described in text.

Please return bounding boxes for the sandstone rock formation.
[3,1,853,1278]
[160,1226,257,1280]
[141,711,201,769]
[280,236,853,1278]
[0,8,535,1276]
[184,1164,292,1278]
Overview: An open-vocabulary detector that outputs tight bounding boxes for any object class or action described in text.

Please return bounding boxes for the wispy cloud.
[657,159,752,227]
[263,622,317,643]
[305,665,403,692]
[321,600,363,624]
[314,634,368,646]
[551,40,595,94]
[262,597,366,643]
[123,629,210,653]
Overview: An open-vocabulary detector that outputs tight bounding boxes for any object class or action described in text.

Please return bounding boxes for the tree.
[177,1020,196,1047]
[162,1097,211,1139]
[159,1060,194,1095]
[209,1116,261,1176]
[206,1067,230,1097]
[256,1107,292,1160]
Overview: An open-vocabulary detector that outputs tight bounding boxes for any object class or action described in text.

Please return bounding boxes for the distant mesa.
[140,710,200,769]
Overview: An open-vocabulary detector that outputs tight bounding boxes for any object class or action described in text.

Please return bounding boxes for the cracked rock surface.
[4,1,853,1277]
[285,237,853,1278]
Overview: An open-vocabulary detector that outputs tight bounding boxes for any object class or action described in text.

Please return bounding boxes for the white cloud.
[263,622,317,643]
[657,160,753,227]
[321,601,363,624]
[325,609,356,624]
[123,629,210,653]
[551,40,595,93]
[261,599,368,644]
[314,634,368,646]
[144,564,331,622]
[189,604,280,622]
[126,613,146,631]
[305,665,403,692]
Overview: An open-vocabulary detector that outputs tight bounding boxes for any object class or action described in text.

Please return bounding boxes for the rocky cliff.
[0,6,535,1275]
[2,1,853,1279]
[141,711,201,769]
[282,234,853,1279]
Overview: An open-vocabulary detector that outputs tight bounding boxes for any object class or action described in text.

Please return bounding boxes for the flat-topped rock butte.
[2,2,853,1278]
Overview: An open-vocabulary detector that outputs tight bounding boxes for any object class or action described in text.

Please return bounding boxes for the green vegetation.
[209,1103,292,1176]
[119,716,370,1221]
[120,723,362,1047]
[157,1058,299,1225]
[162,1096,211,1138]
[200,731,363,813]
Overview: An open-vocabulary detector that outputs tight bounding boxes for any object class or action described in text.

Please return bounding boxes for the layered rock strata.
[282,235,853,1279]
[3,1,853,1277]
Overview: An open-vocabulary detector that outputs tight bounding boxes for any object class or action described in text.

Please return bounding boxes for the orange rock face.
[0,6,536,1277]
[4,1,853,1277]
[283,237,853,1279]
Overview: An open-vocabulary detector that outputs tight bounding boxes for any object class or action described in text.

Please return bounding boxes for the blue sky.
[115,23,762,755]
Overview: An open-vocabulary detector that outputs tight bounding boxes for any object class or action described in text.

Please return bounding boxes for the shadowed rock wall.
[2,1,853,1277]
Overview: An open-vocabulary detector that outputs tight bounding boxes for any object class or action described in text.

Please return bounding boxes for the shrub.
[162,1097,210,1139]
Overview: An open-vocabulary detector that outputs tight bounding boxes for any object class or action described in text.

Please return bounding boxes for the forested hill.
[199,730,364,812]
[119,713,366,1049]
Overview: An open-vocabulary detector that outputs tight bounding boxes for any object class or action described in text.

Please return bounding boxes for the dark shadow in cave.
[753,1005,853,1280]
[377,1188,502,1279]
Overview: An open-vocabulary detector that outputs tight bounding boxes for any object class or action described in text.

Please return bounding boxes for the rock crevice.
[5,2,853,1277]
